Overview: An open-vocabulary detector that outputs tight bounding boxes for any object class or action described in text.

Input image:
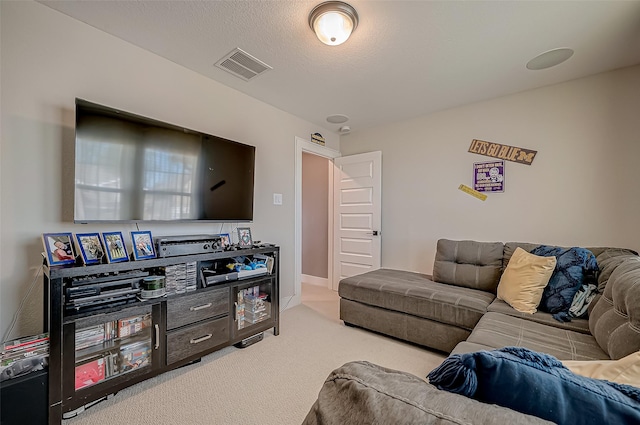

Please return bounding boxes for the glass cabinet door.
[71,304,158,392]
[234,277,274,335]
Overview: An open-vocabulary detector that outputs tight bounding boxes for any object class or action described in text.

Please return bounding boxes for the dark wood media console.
[43,246,279,425]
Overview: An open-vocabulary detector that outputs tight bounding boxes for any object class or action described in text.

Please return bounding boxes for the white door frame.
[292,136,340,308]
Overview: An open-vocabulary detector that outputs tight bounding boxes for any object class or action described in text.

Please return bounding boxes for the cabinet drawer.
[167,288,229,330]
[166,317,229,364]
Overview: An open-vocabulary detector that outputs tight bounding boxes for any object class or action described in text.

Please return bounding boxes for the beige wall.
[0,1,339,339]
[341,65,640,275]
[302,152,329,279]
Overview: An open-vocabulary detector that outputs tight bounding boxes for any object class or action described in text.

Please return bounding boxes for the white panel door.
[333,151,382,289]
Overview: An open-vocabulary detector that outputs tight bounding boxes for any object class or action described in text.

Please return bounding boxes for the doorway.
[301,151,331,289]
[293,137,340,309]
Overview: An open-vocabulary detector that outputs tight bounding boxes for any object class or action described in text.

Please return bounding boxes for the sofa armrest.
[303,361,552,425]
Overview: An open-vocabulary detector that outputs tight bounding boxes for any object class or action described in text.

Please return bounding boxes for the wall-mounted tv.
[74,99,255,223]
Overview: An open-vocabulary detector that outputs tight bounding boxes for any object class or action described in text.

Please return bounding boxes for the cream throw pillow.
[562,351,640,388]
[497,247,556,314]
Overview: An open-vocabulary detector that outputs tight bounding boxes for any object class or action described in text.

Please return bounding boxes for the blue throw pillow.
[427,347,640,425]
[530,246,598,321]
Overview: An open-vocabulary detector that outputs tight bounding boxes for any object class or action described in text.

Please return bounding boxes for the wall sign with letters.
[468,139,537,165]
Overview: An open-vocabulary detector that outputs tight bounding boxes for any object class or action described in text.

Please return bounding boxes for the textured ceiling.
[39,1,640,134]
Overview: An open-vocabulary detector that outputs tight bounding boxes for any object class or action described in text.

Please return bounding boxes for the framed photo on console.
[102,231,129,263]
[42,232,76,266]
[218,233,231,248]
[75,233,104,265]
[237,227,253,248]
[131,230,155,260]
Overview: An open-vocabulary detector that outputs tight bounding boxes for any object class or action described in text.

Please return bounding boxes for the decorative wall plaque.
[468,139,536,165]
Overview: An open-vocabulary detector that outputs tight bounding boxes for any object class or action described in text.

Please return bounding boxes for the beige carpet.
[66,285,445,425]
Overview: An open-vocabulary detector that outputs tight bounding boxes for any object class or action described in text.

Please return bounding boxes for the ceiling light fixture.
[526,48,574,70]
[309,1,359,46]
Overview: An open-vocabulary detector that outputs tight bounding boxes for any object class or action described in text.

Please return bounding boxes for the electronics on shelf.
[155,234,224,258]
[65,271,149,312]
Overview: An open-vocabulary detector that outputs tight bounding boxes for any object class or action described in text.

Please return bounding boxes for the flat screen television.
[74,99,255,223]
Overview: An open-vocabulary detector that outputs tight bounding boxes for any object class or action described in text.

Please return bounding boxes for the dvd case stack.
[244,293,270,324]
[117,314,151,338]
[0,333,49,382]
[74,313,152,390]
[120,340,151,372]
[236,285,270,330]
[163,264,187,294]
[186,261,197,292]
[74,356,106,390]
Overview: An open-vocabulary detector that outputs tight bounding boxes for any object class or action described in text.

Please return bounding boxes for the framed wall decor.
[237,227,253,248]
[75,233,104,265]
[218,233,231,248]
[102,231,129,263]
[131,230,156,260]
[473,160,505,193]
[43,233,76,266]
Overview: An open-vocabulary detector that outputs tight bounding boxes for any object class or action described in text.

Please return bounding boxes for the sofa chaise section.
[339,240,503,352]
[339,269,495,352]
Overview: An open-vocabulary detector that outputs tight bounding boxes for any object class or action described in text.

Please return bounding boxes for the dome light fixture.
[309,1,359,46]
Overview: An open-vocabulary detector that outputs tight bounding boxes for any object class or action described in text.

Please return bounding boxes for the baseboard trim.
[301,274,329,288]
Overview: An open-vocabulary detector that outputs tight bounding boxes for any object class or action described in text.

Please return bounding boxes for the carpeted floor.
[65,284,445,425]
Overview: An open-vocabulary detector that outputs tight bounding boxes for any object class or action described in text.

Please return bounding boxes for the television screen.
[74,99,255,223]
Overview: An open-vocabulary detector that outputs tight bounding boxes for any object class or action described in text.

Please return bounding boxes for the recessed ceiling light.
[526,48,574,70]
[326,114,349,124]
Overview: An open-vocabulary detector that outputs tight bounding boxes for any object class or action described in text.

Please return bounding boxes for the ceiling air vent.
[215,48,272,81]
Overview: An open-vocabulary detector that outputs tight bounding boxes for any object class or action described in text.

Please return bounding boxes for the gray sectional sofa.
[304,239,640,424]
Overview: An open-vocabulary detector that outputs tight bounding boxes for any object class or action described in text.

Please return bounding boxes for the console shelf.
[43,246,279,425]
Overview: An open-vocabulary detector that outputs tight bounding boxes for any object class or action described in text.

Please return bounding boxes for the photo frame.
[42,233,77,266]
[131,230,156,260]
[218,233,231,248]
[75,233,104,265]
[102,231,129,263]
[237,227,253,248]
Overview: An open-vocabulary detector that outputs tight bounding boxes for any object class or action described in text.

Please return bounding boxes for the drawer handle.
[190,334,212,344]
[190,303,212,312]
[154,324,160,350]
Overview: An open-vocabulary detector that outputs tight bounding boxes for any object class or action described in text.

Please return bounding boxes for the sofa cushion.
[496,247,556,314]
[562,350,640,388]
[340,298,472,353]
[589,256,640,359]
[466,312,608,360]
[339,268,495,330]
[432,239,504,293]
[503,242,540,269]
[504,243,615,267]
[427,347,640,425]
[487,299,591,334]
[450,341,497,355]
[303,360,553,425]
[595,248,639,292]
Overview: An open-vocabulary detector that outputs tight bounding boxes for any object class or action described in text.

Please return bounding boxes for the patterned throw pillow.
[529,246,598,321]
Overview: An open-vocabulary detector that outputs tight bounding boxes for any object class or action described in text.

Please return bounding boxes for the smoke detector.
[339,125,351,135]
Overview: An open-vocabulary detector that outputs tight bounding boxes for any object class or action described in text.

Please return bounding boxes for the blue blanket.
[530,245,598,321]
[427,347,640,425]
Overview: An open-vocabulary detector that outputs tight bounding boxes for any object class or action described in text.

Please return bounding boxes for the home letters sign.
[468,139,537,165]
